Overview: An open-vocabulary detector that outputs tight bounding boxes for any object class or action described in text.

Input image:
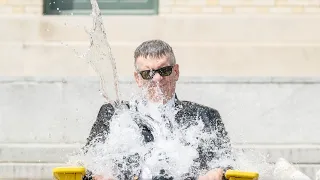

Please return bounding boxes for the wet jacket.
[82,95,234,180]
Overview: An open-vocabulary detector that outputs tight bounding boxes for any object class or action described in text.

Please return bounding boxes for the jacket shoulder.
[99,100,131,111]
[97,100,131,120]
[180,100,220,115]
[179,100,222,127]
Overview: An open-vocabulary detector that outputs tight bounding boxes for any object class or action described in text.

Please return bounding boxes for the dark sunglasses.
[138,65,174,80]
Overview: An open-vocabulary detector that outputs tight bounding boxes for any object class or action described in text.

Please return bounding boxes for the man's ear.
[134,71,143,87]
[174,64,180,81]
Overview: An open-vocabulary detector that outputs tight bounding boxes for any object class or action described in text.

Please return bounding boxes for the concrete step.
[1,42,320,76]
[0,163,62,179]
[0,158,319,179]
[1,15,320,43]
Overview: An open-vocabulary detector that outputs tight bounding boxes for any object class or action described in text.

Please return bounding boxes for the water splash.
[316,169,320,180]
[80,0,121,103]
[273,158,312,180]
[69,96,233,179]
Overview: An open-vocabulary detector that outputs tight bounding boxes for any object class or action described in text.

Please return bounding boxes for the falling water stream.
[80,0,120,103]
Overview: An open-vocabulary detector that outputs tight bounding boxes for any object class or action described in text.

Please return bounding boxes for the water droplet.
[46,29,50,32]
[57,7,59,10]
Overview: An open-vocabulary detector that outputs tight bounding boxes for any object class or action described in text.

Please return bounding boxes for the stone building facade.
[1,0,320,180]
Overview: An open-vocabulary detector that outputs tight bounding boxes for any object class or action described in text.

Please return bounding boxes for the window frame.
[43,0,159,15]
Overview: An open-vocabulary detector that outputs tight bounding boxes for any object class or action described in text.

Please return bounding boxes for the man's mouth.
[146,83,166,88]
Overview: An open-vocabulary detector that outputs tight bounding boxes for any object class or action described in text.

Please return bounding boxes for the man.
[82,40,234,180]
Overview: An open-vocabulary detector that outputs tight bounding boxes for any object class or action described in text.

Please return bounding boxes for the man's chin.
[149,97,164,103]
[147,94,166,104]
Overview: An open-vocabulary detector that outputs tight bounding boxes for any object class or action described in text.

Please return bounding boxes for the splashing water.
[78,0,121,103]
[69,91,235,179]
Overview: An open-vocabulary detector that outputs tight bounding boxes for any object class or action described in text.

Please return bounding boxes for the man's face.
[134,56,179,103]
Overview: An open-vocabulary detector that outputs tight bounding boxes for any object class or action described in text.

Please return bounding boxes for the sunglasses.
[138,65,174,80]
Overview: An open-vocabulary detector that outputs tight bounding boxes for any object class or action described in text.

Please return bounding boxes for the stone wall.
[1,0,320,15]
[0,0,42,15]
[1,15,320,77]
[160,0,320,14]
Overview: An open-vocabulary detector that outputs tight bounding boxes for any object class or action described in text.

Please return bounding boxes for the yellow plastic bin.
[53,166,86,180]
[225,170,259,180]
[53,167,259,180]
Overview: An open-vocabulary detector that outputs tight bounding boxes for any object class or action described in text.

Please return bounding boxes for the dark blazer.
[82,95,234,180]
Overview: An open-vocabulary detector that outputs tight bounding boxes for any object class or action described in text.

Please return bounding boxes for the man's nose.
[152,73,162,82]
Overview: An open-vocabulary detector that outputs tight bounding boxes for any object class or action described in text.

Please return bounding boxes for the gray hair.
[134,39,176,70]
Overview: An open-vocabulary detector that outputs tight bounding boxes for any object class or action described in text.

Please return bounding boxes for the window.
[44,0,159,15]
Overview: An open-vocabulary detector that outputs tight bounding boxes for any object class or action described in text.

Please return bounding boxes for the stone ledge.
[0,163,62,179]
[237,144,320,164]
[1,144,320,164]
[1,76,320,84]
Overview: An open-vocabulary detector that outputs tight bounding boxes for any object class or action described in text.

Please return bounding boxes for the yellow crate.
[53,167,86,180]
[225,170,259,180]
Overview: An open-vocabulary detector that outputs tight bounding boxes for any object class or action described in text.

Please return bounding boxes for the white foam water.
[69,86,236,179]
[79,0,121,103]
[273,158,312,180]
[66,83,241,180]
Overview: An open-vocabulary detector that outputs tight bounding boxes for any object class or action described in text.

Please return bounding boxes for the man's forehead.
[136,56,170,67]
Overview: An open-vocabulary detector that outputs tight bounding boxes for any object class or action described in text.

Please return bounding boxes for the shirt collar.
[135,95,176,119]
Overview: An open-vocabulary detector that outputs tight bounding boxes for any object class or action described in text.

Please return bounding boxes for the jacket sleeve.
[81,103,115,180]
[204,109,235,171]
[180,108,235,180]
[191,108,235,178]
